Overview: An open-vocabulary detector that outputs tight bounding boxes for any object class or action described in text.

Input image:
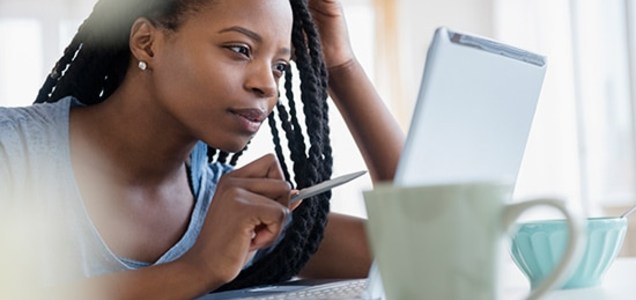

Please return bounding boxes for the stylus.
[289,171,367,205]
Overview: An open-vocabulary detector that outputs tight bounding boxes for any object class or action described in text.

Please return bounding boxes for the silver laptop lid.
[394,27,547,187]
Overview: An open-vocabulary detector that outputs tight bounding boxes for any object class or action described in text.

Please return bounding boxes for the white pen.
[289,170,367,205]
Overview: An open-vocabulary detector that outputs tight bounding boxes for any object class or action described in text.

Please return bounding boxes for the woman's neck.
[69,83,197,187]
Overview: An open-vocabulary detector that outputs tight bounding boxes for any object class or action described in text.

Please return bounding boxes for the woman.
[0,0,404,298]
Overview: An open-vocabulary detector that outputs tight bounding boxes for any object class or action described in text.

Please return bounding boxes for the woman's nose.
[245,64,278,99]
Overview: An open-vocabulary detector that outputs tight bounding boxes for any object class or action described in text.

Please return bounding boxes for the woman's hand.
[307,0,355,69]
[181,154,292,290]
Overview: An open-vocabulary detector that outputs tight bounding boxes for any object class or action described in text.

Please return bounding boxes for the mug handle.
[502,199,586,300]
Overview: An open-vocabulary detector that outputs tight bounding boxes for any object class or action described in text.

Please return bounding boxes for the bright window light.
[0,19,42,107]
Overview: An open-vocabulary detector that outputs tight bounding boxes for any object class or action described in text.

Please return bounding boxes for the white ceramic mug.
[363,182,585,300]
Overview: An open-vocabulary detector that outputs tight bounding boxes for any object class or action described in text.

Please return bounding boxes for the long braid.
[34,0,333,291]
[216,151,230,164]
[289,0,332,264]
[267,111,293,184]
[229,143,249,167]
[282,66,311,186]
[283,2,332,274]
[206,146,218,162]
[35,40,82,103]
[293,1,333,178]
[291,16,324,187]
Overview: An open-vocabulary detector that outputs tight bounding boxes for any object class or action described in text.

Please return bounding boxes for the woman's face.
[149,0,293,152]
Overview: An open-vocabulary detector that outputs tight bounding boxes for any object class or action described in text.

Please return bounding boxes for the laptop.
[199,26,547,300]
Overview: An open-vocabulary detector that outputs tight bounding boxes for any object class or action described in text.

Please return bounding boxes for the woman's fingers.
[227,154,292,206]
[216,186,290,251]
[246,200,290,250]
[306,0,354,69]
[222,177,292,207]
[186,154,293,283]
[212,154,293,248]
[289,190,302,210]
[229,154,285,181]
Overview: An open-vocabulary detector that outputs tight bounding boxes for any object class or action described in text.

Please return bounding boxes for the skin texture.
[48,0,405,298]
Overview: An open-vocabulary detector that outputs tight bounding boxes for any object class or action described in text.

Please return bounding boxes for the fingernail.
[283,209,293,227]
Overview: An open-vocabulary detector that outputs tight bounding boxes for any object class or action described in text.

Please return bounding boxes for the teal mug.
[511,217,627,289]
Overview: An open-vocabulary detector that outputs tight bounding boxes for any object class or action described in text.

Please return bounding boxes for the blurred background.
[2,0,636,256]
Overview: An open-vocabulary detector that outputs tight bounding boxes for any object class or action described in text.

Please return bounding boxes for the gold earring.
[138,61,148,71]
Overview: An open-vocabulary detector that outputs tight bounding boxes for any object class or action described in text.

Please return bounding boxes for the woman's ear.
[129,18,158,69]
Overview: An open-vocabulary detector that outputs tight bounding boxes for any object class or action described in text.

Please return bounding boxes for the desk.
[503,257,636,299]
[203,258,636,299]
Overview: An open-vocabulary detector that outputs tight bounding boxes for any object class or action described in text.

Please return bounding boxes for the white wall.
[388,0,591,224]
[0,0,94,78]
[394,0,496,125]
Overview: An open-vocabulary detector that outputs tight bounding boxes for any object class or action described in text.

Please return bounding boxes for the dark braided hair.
[34,0,333,291]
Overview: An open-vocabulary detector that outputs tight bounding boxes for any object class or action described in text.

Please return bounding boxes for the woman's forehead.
[190,0,293,25]
[181,0,293,38]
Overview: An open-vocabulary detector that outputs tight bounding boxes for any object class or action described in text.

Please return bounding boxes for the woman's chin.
[214,141,249,154]
[202,135,252,155]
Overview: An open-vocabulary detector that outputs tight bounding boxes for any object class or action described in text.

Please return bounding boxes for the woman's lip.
[230,108,268,133]
[231,108,268,123]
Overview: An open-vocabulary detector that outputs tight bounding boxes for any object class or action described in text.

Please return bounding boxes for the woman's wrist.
[327,58,365,99]
[327,57,359,79]
[175,254,227,293]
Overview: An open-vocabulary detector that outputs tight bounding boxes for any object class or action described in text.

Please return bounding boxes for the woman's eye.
[228,45,250,57]
[274,63,288,76]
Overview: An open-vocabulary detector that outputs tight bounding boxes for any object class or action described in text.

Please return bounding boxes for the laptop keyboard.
[242,279,370,299]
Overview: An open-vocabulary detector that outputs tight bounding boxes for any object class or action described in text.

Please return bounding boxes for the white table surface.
[502,257,636,299]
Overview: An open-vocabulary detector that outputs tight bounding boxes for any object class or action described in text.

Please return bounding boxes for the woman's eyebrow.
[219,26,291,58]
[218,26,262,43]
[279,47,291,57]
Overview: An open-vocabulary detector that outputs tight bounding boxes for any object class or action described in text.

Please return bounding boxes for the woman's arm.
[46,261,213,300]
[327,60,404,182]
[299,212,372,279]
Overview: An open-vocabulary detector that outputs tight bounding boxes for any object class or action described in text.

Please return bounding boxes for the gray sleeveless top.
[0,97,241,286]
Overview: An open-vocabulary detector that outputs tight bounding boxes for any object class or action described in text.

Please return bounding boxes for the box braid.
[33,0,333,291]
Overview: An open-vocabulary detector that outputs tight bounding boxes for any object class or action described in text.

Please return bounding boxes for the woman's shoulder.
[0,97,74,167]
[0,97,76,203]
[0,97,73,127]
[0,98,74,155]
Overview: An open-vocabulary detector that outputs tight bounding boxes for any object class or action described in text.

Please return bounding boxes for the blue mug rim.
[516,216,626,227]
